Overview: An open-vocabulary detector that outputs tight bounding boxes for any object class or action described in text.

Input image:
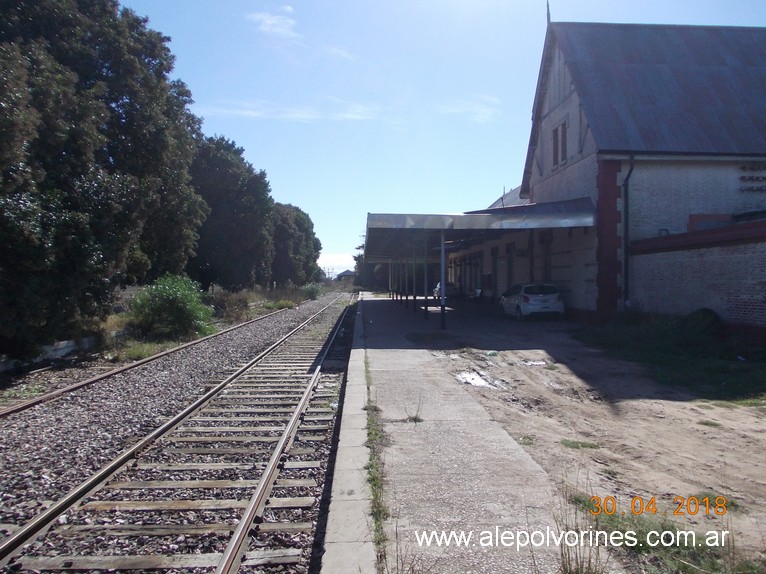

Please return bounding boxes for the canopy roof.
[364,197,595,262]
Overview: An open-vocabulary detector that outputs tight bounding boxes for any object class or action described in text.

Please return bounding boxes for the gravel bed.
[0,293,347,533]
[12,375,339,573]
[37,530,235,556]
[0,356,122,408]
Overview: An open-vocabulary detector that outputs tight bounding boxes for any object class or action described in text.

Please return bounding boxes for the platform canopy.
[364,197,596,262]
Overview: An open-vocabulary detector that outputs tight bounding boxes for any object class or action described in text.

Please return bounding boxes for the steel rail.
[0,295,345,566]
[215,301,351,574]
[0,308,291,418]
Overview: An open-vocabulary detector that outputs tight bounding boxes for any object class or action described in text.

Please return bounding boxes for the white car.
[500,284,565,320]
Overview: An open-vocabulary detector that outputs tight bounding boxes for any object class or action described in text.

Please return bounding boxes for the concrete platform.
[320,297,377,573]
[321,293,561,573]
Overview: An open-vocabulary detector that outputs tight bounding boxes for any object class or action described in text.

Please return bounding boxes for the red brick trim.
[687,214,733,232]
[595,160,623,318]
[631,220,766,255]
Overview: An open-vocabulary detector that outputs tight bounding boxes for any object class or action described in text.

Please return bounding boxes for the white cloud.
[247,11,299,38]
[331,102,380,121]
[438,95,502,123]
[195,100,319,122]
[196,98,379,123]
[325,45,357,61]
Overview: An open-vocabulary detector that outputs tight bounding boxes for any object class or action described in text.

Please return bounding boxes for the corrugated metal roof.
[551,22,766,155]
[486,185,528,209]
[364,198,595,262]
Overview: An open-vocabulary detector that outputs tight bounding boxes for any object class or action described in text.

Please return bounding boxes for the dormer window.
[552,121,567,168]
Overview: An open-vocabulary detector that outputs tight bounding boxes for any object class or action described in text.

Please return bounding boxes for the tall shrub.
[128,275,214,339]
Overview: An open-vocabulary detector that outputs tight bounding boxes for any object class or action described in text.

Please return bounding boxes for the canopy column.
[440,229,446,329]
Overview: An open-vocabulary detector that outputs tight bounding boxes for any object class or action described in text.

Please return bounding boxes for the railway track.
[0,308,291,418]
[0,295,355,573]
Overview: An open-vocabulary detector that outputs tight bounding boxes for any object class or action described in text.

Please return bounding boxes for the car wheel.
[515,306,524,321]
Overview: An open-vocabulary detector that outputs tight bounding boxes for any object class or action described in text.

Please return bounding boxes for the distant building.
[335,269,356,281]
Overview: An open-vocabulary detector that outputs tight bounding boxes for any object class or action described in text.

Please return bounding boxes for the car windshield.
[525,285,558,295]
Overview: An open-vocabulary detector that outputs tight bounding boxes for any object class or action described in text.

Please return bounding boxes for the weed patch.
[565,490,766,574]
[404,397,424,424]
[561,439,600,450]
[697,419,723,427]
[0,381,46,403]
[263,299,295,310]
[111,340,176,361]
[211,290,252,322]
[364,350,390,561]
[575,312,766,404]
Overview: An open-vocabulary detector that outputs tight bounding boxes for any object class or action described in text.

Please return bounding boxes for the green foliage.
[301,282,322,300]
[566,492,766,573]
[560,439,600,449]
[112,340,174,362]
[212,290,251,323]
[0,0,207,357]
[128,275,214,340]
[0,2,320,358]
[263,299,295,310]
[186,136,273,290]
[271,203,322,288]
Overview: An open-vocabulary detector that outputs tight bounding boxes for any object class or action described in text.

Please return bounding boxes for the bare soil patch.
[440,320,766,568]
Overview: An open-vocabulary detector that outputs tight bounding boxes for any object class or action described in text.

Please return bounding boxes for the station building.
[365,21,766,333]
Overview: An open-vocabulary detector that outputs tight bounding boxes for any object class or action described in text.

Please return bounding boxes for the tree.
[353,242,368,287]
[271,203,322,287]
[0,0,206,356]
[97,8,207,278]
[187,136,274,291]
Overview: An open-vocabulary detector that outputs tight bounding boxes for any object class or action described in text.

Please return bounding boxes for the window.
[560,122,567,162]
[552,121,567,168]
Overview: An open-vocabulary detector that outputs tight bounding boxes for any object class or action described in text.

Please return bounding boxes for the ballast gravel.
[0,294,344,534]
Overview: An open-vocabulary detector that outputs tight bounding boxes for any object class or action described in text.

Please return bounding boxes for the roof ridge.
[552,21,766,31]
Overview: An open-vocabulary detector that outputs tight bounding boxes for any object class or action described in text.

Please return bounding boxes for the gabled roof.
[486,185,528,209]
[551,22,766,156]
[522,22,766,196]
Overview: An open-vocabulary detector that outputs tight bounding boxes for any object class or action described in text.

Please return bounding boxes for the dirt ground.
[438,318,766,567]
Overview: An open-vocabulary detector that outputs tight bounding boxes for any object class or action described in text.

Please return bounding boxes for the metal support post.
[404,255,409,309]
[413,243,418,313]
[423,235,429,319]
[440,230,446,329]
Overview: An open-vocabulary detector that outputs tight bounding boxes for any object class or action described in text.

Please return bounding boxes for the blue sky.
[119,0,766,277]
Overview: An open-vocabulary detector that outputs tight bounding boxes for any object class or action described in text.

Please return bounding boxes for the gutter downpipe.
[623,156,635,308]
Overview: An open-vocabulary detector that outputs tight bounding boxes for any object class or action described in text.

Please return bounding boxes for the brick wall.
[631,241,766,327]
[628,161,766,240]
[550,227,598,312]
